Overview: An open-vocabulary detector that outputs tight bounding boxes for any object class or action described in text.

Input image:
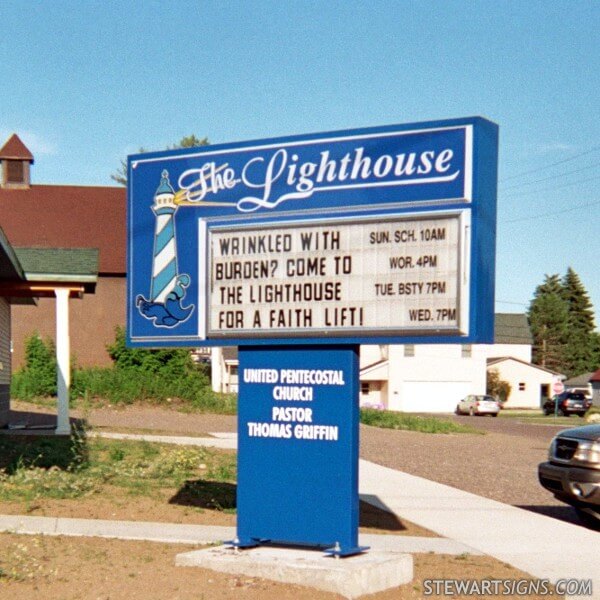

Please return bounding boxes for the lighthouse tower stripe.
[153,237,176,275]
[151,268,177,303]
[151,223,178,301]
[154,213,175,255]
[149,172,180,303]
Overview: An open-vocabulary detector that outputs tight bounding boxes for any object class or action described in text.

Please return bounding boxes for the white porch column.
[55,288,71,435]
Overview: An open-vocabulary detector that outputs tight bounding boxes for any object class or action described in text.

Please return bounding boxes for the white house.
[359,313,535,412]
[486,357,562,409]
[210,313,554,413]
[359,342,485,412]
[211,346,239,394]
[0,229,27,426]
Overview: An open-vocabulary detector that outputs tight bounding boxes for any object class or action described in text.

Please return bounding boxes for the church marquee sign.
[127,117,498,347]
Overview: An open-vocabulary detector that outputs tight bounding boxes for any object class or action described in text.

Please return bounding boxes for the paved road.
[360,414,587,528]
[452,413,580,440]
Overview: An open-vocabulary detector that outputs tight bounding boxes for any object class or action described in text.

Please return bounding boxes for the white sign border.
[202,209,471,340]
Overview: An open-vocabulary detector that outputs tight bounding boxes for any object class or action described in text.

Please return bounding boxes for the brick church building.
[0,133,127,368]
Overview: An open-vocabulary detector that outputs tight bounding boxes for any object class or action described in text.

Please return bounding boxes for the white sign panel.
[207,211,470,338]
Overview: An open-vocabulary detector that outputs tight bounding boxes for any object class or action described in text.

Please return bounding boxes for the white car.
[455,395,501,417]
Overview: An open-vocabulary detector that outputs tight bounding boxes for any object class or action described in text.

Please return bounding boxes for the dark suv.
[542,392,591,417]
[538,424,600,529]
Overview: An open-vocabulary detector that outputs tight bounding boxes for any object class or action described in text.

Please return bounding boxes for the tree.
[527,274,569,371]
[528,269,599,377]
[560,268,598,376]
[167,135,208,150]
[486,368,511,403]
[561,267,596,335]
[110,135,209,186]
[591,332,600,367]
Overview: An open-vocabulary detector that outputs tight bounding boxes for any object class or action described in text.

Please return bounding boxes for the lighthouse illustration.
[136,170,194,328]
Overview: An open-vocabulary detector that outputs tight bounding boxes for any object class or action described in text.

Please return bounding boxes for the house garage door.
[401,381,471,413]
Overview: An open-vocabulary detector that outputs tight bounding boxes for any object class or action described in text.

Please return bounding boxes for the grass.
[498,409,587,426]
[92,425,213,437]
[360,409,483,434]
[0,409,480,513]
[13,385,237,416]
[0,534,57,582]
[0,432,237,510]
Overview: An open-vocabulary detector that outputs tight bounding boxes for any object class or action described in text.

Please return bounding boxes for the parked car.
[568,387,593,400]
[543,392,591,417]
[538,424,600,530]
[455,395,501,417]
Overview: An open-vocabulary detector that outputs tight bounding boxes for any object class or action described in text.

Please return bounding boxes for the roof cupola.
[0,134,34,189]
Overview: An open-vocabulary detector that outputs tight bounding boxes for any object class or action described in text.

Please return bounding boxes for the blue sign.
[127,116,498,348]
[236,345,364,555]
[126,117,498,556]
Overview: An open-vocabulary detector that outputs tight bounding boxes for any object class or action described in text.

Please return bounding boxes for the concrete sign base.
[176,545,413,599]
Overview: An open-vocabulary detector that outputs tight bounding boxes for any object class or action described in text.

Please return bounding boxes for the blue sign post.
[237,345,364,555]
[127,117,498,557]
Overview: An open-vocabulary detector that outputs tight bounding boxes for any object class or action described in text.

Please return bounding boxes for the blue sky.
[1,0,599,323]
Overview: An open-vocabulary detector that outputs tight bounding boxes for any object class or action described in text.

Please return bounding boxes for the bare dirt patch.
[0,533,558,600]
[0,491,236,526]
[0,493,434,537]
[9,400,238,435]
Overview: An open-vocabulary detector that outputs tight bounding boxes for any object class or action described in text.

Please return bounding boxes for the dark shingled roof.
[0,134,34,161]
[565,372,595,386]
[494,313,532,344]
[14,247,98,279]
[222,347,238,361]
[487,356,562,376]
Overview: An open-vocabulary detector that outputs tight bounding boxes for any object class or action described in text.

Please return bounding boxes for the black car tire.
[455,405,461,415]
[575,508,600,531]
[492,413,498,417]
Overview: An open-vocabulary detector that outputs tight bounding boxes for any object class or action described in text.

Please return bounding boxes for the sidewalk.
[359,460,600,591]
[0,514,475,556]
[1,431,598,594]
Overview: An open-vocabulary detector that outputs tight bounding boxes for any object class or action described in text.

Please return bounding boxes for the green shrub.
[360,409,482,434]
[11,327,235,414]
[10,333,57,399]
[106,326,194,377]
[70,365,236,413]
